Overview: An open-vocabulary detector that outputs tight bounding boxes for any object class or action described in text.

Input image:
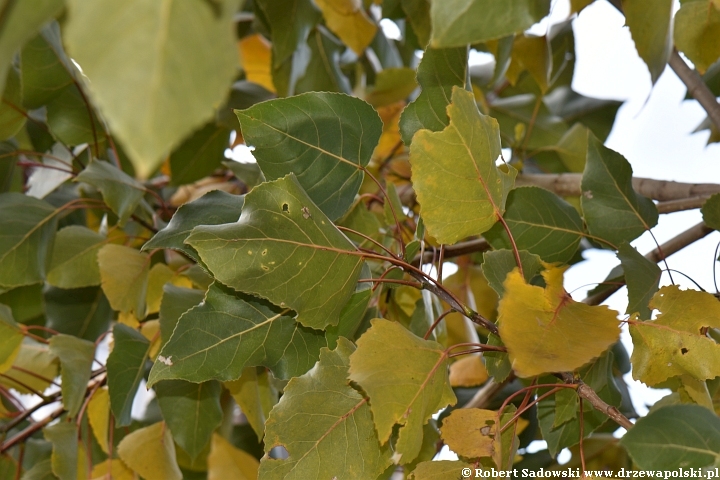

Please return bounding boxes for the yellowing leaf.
[674,0,720,74]
[90,459,135,480]
[409,460,474,479]
[442,263,498,345]
[117,422,182,480]
[410,87,516,245]
[449,355,488,387]
[45,422,78,480]
[0,305,23,374]
[630,286,720,386]
[349,319,456,464]
[225,367,277,440]
[506,35,551,93]
[623,0,673,83]
[440,409,498,459]
[207,433,259,480]
[498,266,620,378]
[0,340,58,394]
[87,387,110,454]
[239,34,275,93]
[140,319,161,359]
[146,263,175,315]
[314,0,377,55]
[98,244,150,317]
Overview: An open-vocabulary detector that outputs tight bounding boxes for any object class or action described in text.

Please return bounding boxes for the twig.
[412,238,491,265]
[0,406,64,453]
[669,49,720,133]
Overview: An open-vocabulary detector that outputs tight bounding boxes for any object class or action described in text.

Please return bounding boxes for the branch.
[583,221,714,305]
[411,238,490,265]
[669,49,720,133]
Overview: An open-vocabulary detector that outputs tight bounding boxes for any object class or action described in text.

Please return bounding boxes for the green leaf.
[236,92,382,220]
[544,88,622,143]
[0,193,58,288]
[255,0,320,68]
[45,286,112,342]
[630,286,720,386]
[365,67,418,107]
[0,66,25,141]
[46,226,105,289]
[399,46,467,145]
[0,304,23,374]
[20,22,74,110]
[581,133,658,246]
[623,0,673,84]
[155,380,223,460]
[701,193,720,230]
[498,265,620,378]
[144,190,244,262]
[289,28,352,96]
[484,187,584,263]
[63,0,241,178]
[148,282,326,385]
[0,340,58,394]
[75,160,145,227]
[98,244,150,317]
[158,285,205,346]
[506,34,552,93]
[430,0,550,47]
[674,1,720,74]
[617,243,660,320]
[401,0,432,47]
[410,87,516,245]
[48,334,95,418]
[620,404,720,468]
[169,123,231,186]
[484,333,512,382]
[117,422,183,480]
[187,175,364,329]
[259,338,392,479]
[44,422,77,480]
[46,84,106,146]
[348,319,456,464]
[107,323,151,427]
[0,284,44,323]
[482,249,542,296]
[0,0,63,95]
[225,367,278,440]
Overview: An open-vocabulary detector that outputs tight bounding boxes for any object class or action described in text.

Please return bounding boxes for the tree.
[1,0,720,477]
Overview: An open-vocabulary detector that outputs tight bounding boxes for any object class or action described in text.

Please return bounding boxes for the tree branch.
[668,49,720,133]
[411,238,490,265]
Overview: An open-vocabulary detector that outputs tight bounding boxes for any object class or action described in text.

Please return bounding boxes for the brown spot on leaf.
[681,347,688,355]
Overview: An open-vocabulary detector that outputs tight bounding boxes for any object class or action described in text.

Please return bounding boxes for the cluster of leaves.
[2,0,720,478]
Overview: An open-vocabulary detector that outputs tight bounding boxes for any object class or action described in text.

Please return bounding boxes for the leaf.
[449,355,488,387]
[158,285,205,346]
[46,84,106,146]
[570,0,595,13]
[207,433,260,480]
[0,340,58,394]
[674,0,720,74]
[236,92,382,220]
[64,0,241,178]
[617,243,661,319]
[701,192,720,230]
[259,338,392,479]
[313,0,378,55]
[0,284,43,323]
[0,305,23,374]
[441,264,497,346]
[410,87,516,245]
[498,265,620,378]
[0,0,63,95]
[148,282,326,385]
[106,323,151,426]
[87,387,110,454]
[484,187,584,263]
[365,67,418,107]
[408,461,474,479]
[239,34,276,93]
[629,286,720,386]
[0,66,25,141]
[482,249,542,296]
[440,409,498,459]
[97,244,150,317]
[155,380,223,459]
[430,0,550,47]
[90,459,135,480]
[187,175,364,329]
[168,123,230,186]
[399,46,467,145]
[255,0,320,68]
[401,0,432,47]
[349,319,456,464]
[581,133,658,246]
[117,422,182,480]
[44,422,78,480]
[290,28,352,95]
[623,0,673,83]
[49,334,96,417]
[0,193,58,288]
[506,35,552,93]
[25,144,74,200]
[225,367,278,440]
[45,286,112,342]
[620,405,720,468]
[46,226,105,288]
[75,160,146,227]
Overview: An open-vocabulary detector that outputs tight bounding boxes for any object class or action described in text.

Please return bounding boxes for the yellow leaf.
[118,312,140,329]
[674,0,720,74]
[146,263,175,315]
[98,244,151,317]
[207,433,259,480]
[117,422,182,480]
[314,0,377,55]
[498,266,620,378]
[629,285,720,386]
[505,35,551,93]
[141,320,161,359]
[88,387,110,454]
[238,34,275,93]
[372,102,404,162]
[90,459,135,480]
[442,263,498,346]
[440,409,498,459]
[449,355,488,387]
[225,367,277,440]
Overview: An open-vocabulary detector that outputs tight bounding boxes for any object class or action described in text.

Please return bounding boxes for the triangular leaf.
[49,334,96,418]
[674,0,720,74]
[313,0,377,55]
[482,249,542,296]
[97,244,150,317]
[169,123,231,186]
[117,422,182,480]
[617,243,660,320]
[44,421,78,480]
[225,367,278,440]
[75,160,145,227]
[47,226,105,289]
[207,433,260,480]
[158,284,205,346]
[624,0,673,83]
[106,323,151,426]
[0,304,23,375]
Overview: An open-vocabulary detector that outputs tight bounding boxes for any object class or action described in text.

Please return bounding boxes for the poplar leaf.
[97,244,150,317]
[117,422,182,480]
[624,0,674,83]
[581,133,658,246]
[187,175,364,329]
[107,324,151,426]
[409,461,474,479]
[674,0,720,74]
[169,123,231,186]
[0,340,58,394]
[90,459,135,480]
[47,226,105,289]
[236,92,382,220]
[498,266,620,378]
[0,304,23,374]
[238,34,275,93]
[617,243,660,319]
[440,409,498,459]
[64,0,240,178]
[75,160,145,227]
[260,338,392,479]
[158,285,205,346]
[49,334,96,418]
[225,367,278,440]
[87,387,110,454]
[449,355,488,388]
[44,422,78,480]
[482,249,543,296]
[701,193,720,230]
[348,319,456,464]
[149,282,325,386]
[254,0,320,68]
[629,286,720,386]
[313,0,377,55]
[208,433,259,480]
[410,87,516,245]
